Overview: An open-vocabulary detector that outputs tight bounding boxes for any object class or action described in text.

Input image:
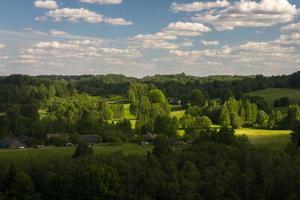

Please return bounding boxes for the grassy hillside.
[236,128,291,152]
[247,88,300,108]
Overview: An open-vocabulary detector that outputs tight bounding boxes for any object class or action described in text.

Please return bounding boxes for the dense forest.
[0,72,300,199]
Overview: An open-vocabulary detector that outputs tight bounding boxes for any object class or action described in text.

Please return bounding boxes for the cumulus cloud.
[164,22,211,36]
[49,29,68,36]
[201,40,219,46]
[80,0,122,5]
[171,0,230,12]
[44,8,132,25]
[281,23,300,32]
[18,39,141,66]
[170,46,232,57]
[104,17,133,26]
[34,0,58,9]
[175,0,299,31]
[131,22,211,50]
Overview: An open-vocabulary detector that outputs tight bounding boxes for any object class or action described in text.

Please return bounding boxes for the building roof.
[0,136,25,148]
[80,135,98,144]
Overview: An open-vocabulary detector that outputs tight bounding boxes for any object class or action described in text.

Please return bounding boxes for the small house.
[0,136,25,149]
[47,133,69,141]
[79,134,99,144]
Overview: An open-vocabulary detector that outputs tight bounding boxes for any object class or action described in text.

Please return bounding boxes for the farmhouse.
[0,136,25,149]
[47,133,69,141]
[80,134,99,144]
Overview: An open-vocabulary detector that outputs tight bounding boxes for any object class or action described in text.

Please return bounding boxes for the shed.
[0,136,25,149]
[80,134,98,144]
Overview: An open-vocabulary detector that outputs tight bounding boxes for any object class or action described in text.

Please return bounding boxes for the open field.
[178,126,291,152]
[236,128,291,152]
[247,88,300,109]
[171,110,185,119]
[0,143,152,164]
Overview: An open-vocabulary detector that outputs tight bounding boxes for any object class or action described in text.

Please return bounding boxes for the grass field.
[171,110,185,119]
[0,143,152,165]
[178,126,291,152]
[236,128,291,152]
[247,88,300,109]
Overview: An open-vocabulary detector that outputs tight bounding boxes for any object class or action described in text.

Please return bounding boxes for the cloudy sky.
[0,0,300,77]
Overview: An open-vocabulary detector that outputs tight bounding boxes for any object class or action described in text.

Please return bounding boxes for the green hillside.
[247,88,300,108]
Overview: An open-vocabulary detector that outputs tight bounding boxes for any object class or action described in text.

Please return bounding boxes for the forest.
[0,71,300,199]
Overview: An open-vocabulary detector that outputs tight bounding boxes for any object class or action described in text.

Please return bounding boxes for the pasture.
[236,128,291,152]
[247,88,300,109]
[0,143,152,165]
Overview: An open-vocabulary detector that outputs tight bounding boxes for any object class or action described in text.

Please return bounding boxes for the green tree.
[256,110,269,128]
[219,107,230,127]
[153,116,178,137]
[153,135,172,158]
[291,121,300,148]
[3,165,35,200]
[189,89,206,107]
[149,89,167,104]
[180,114,195,129]
[284,105,300,129]
[230,112,243,129]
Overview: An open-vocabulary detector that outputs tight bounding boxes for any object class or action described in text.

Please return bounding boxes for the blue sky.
[0,0,299,77]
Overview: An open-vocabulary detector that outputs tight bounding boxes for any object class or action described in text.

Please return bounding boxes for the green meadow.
[236,128,291,152]
[0,143,152,165]
[247,88,300,109]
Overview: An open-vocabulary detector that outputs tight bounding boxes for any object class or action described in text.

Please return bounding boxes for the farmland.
[247,88,300,109]
[236,128,291,152]
[0,143,152,165]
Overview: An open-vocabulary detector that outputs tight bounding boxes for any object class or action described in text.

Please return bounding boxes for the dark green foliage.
[274,96,290,107]
[153,116,178,137]
[291,121,300,148]
[1,165,36,200]
[152,135,172,158]
[189,89,206,107]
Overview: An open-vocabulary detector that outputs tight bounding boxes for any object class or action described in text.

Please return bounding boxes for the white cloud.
[171,0,230,12]
[0,43,6,49]
[34,0,58,9]
[47,8,103,23]
[18,39,141,67]
[281,23,300,32]
[45,8,132,25]
[131,22,211,50]
[104,17,133,25]
[201,40,219,46]
[189,0,299,30]
[80,0,122,5]
[170,46,232,57]
[274,33,300,46]
[50,29,68,36]
[164,22,211,36]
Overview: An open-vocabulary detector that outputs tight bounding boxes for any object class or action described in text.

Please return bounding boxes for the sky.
[0,0,300,77]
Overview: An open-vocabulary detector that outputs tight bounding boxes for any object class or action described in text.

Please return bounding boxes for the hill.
[247,88,300,109]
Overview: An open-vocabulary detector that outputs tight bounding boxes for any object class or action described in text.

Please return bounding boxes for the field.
[236,128,291,152]
[170,110,185,118]
[178,126,291,152]
[247,88,300,109]
[0,143,152,165]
